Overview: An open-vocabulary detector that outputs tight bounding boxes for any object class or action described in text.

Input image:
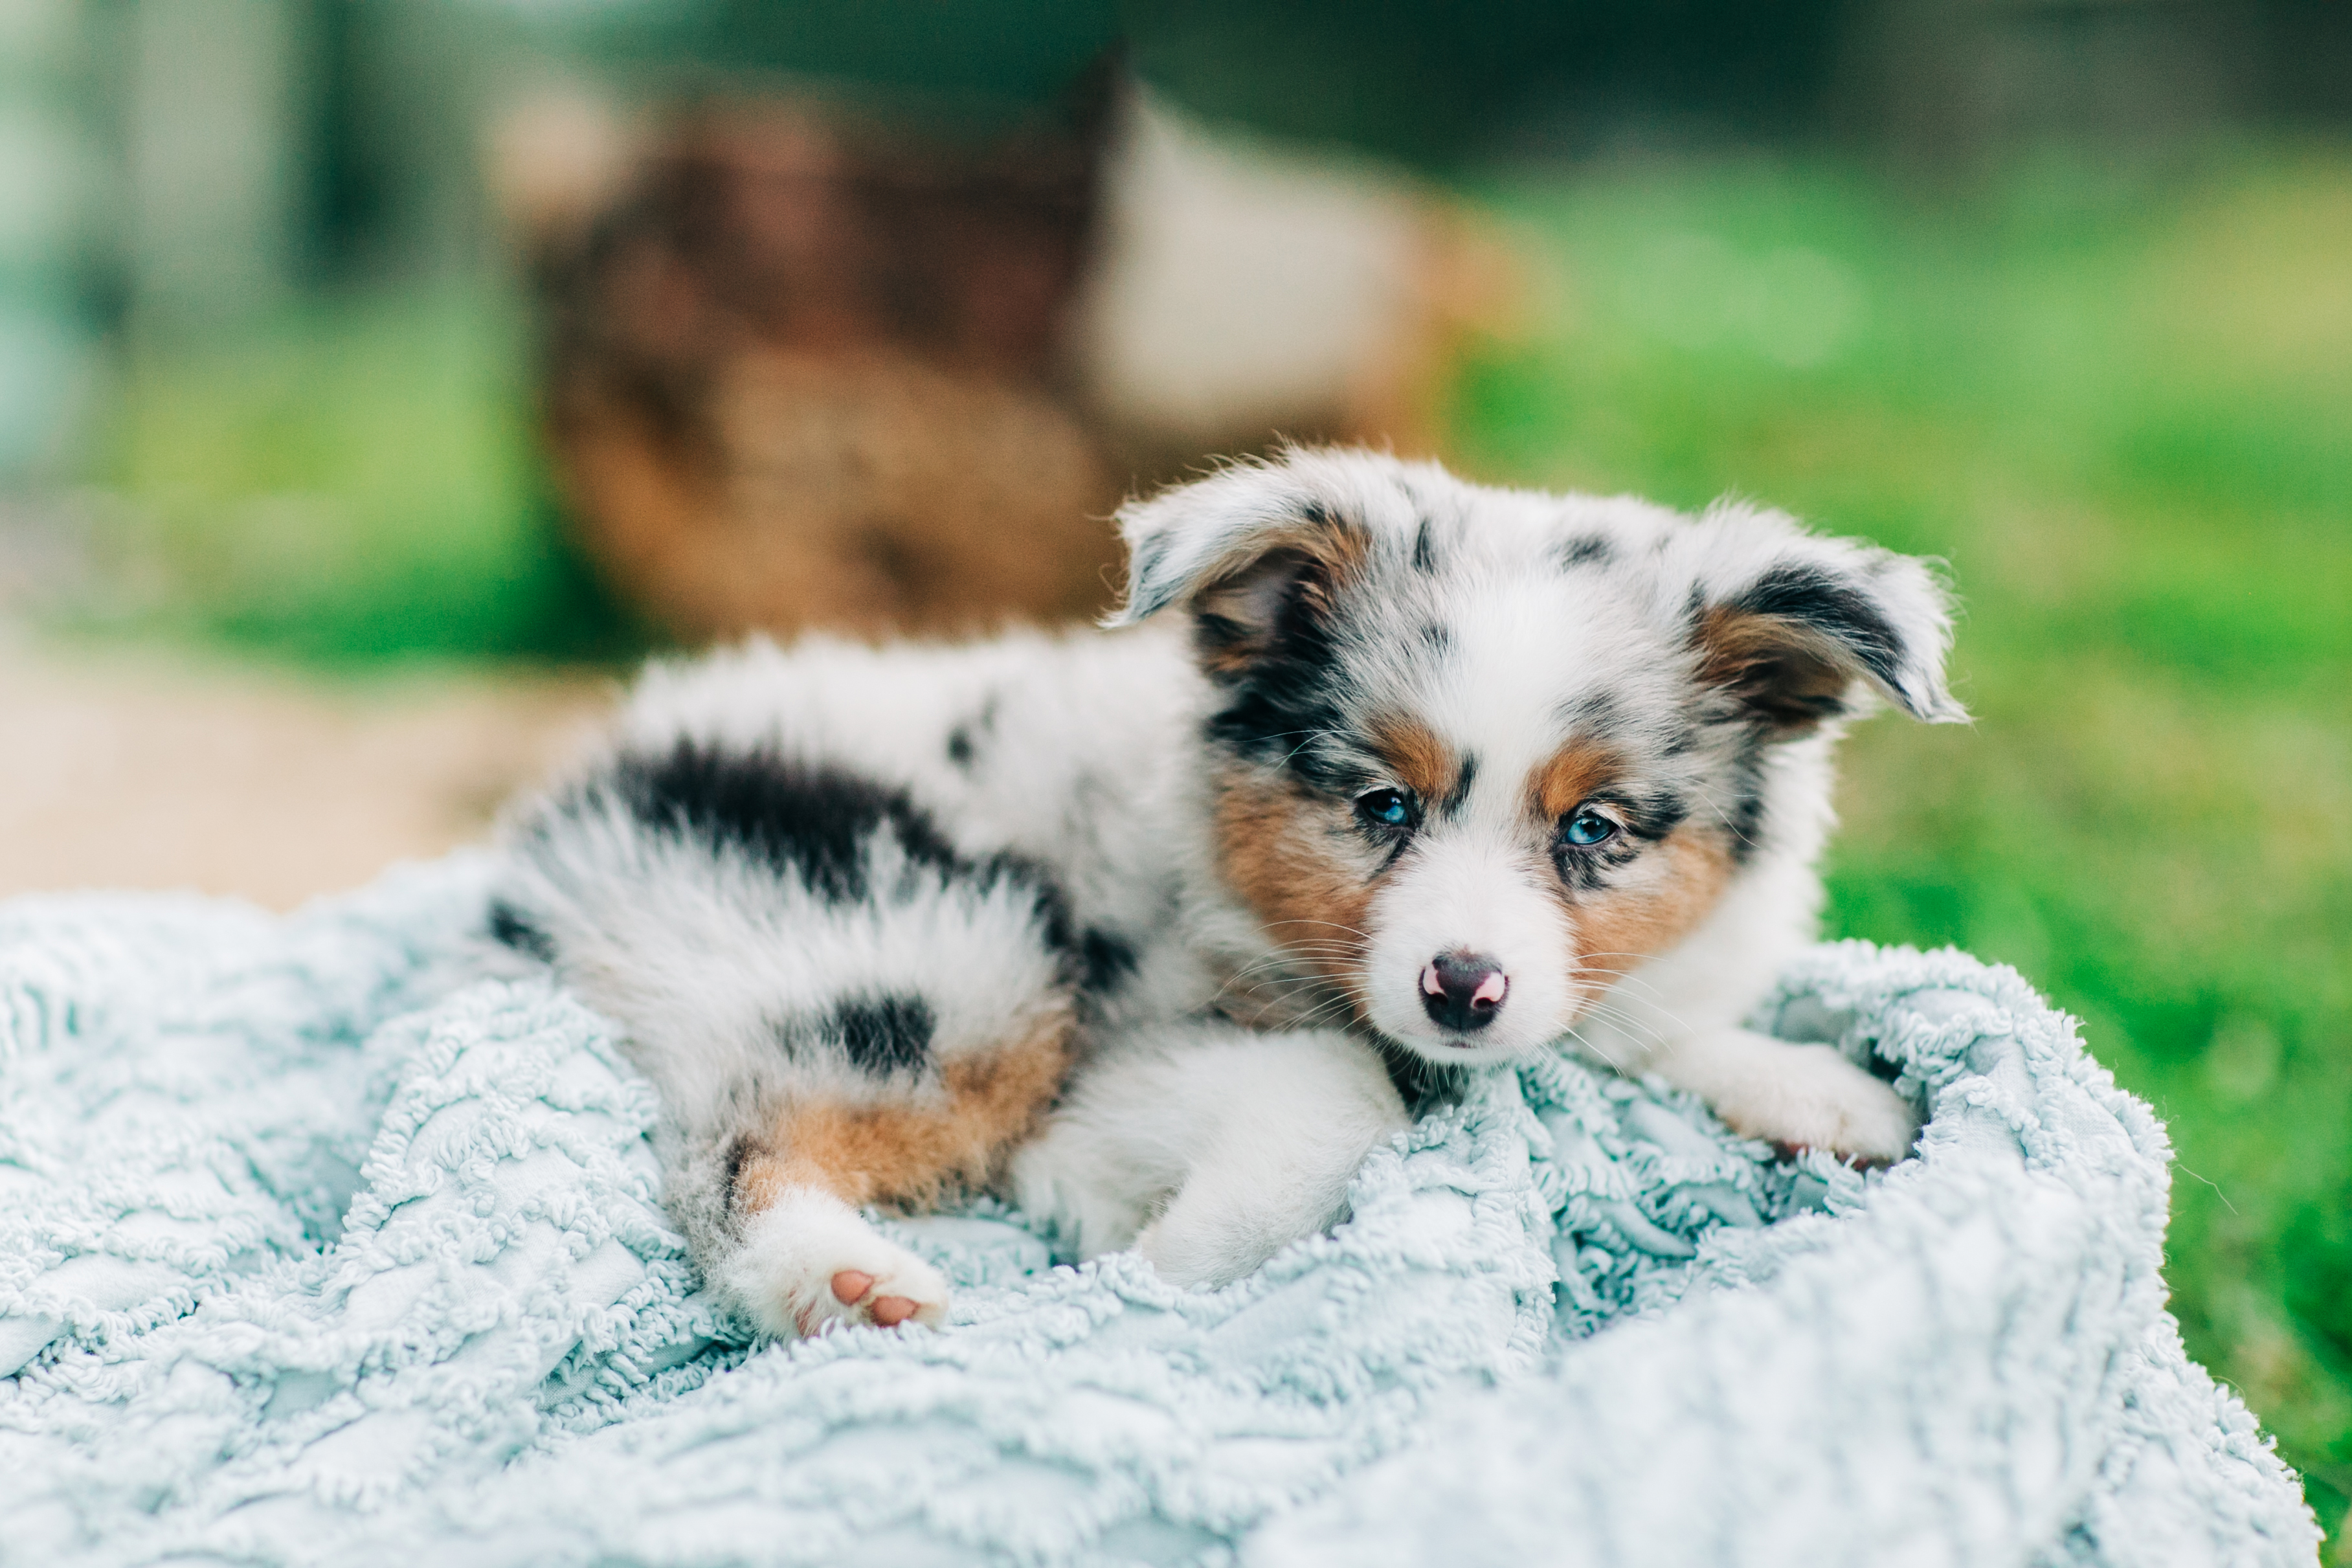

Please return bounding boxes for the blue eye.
[1563,807,1618,847]
[1357,789,1414,829]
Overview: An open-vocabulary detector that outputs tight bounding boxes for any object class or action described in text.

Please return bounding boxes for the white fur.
[1011,1026,1406,1286]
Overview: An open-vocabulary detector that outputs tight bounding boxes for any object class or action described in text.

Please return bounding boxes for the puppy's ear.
[1104,468,1368,673]
[1689,519,1966,734]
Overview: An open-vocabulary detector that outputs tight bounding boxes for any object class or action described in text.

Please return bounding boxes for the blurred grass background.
[76,136,2352,1525]
[89,284,629,663]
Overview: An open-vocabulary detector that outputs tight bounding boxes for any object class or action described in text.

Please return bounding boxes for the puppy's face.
[1114,450,1962,1067]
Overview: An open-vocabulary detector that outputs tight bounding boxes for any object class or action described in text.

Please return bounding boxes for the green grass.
[1446,144,2352,1543]
[84,138,2352,1549]
[94,285,634,665]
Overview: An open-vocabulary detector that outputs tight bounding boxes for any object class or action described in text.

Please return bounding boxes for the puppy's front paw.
[722,1187,950,1338]
[1713,1042,1919,1166]
[1134,1168,1353,1290]
[1009,1126,1150,1262]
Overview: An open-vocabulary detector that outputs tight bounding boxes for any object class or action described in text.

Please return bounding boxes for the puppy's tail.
[490,738,1080,1271]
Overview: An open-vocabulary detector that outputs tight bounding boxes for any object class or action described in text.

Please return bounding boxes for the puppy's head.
[1110,449,1963,1066]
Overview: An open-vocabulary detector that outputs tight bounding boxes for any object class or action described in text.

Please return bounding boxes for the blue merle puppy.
[493,447,1963,1336]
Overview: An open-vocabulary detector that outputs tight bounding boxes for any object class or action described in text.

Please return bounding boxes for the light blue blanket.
[0,857,2318,1566]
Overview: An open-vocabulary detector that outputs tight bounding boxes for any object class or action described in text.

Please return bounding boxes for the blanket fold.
[0,857,2318,1567]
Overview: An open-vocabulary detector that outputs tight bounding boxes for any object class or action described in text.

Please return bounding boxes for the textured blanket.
[0,857,2318,1567]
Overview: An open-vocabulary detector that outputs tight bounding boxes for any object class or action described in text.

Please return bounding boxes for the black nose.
[1420,952,1508,1033]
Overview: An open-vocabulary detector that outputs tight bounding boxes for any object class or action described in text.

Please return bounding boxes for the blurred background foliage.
[1,0,2347,1543]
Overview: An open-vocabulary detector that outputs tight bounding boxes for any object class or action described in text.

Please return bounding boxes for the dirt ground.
[0,639,611,910]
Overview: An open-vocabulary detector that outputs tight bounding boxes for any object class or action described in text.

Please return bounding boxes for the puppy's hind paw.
[1134,1171,1352,1290]
[720,1187,951,1339]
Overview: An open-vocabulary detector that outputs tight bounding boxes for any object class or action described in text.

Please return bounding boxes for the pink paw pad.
[826,1269,923,1330]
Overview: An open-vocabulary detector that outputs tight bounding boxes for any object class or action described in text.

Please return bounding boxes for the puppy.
[493,448,1962,1337]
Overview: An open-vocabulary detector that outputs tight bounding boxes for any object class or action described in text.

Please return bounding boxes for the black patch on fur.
[1441,753,1479,816]
[1714,734,1771,864]
[1555,534,1613,568]
[1418,621,1451,655]
[601,742,961,904]
[1731,564,1906,694]
[1010,854,1079,961]
[1199,557,1358,794]
[1556,691,1624,736]
[833,995,935,1074]
[1378,1044,1470,1116]
[575,741,1084,980]
[1552,840,1614,893]
[721,1135,754,1212]
[1079,926,1140,992]
[486,899,555,963]
[1618,789,1691,843]
[944,695,1000,773]
[1374,832,1417,873]
[1413,518,1439,574]
[1726,793,1765,861]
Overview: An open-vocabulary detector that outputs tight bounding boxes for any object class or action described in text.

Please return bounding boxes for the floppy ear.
[1690,526,1966,733]
[1103,466,1369,674]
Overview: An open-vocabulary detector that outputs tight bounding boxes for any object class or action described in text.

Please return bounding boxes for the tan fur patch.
[732,1007,1075,1217]
[1527,736,1624,823]
[1369,713,1455,804]
[1694,605,1854,733]
[1211,768,1376,1018]
[1567,827,1734,990]
[1192,521,1372,677]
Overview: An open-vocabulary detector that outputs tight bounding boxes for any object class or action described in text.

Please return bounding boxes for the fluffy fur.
[494,447,1963,1338]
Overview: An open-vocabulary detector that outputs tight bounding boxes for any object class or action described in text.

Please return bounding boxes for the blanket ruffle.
[0,857,2318,1567]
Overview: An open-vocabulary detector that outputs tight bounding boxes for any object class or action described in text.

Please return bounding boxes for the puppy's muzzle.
[1420,952,1507,1035]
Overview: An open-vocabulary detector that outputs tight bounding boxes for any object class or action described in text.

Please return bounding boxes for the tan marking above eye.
[1368,713,1457,806]
[1565,826,1734,991]
[1527,736,1625,824]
